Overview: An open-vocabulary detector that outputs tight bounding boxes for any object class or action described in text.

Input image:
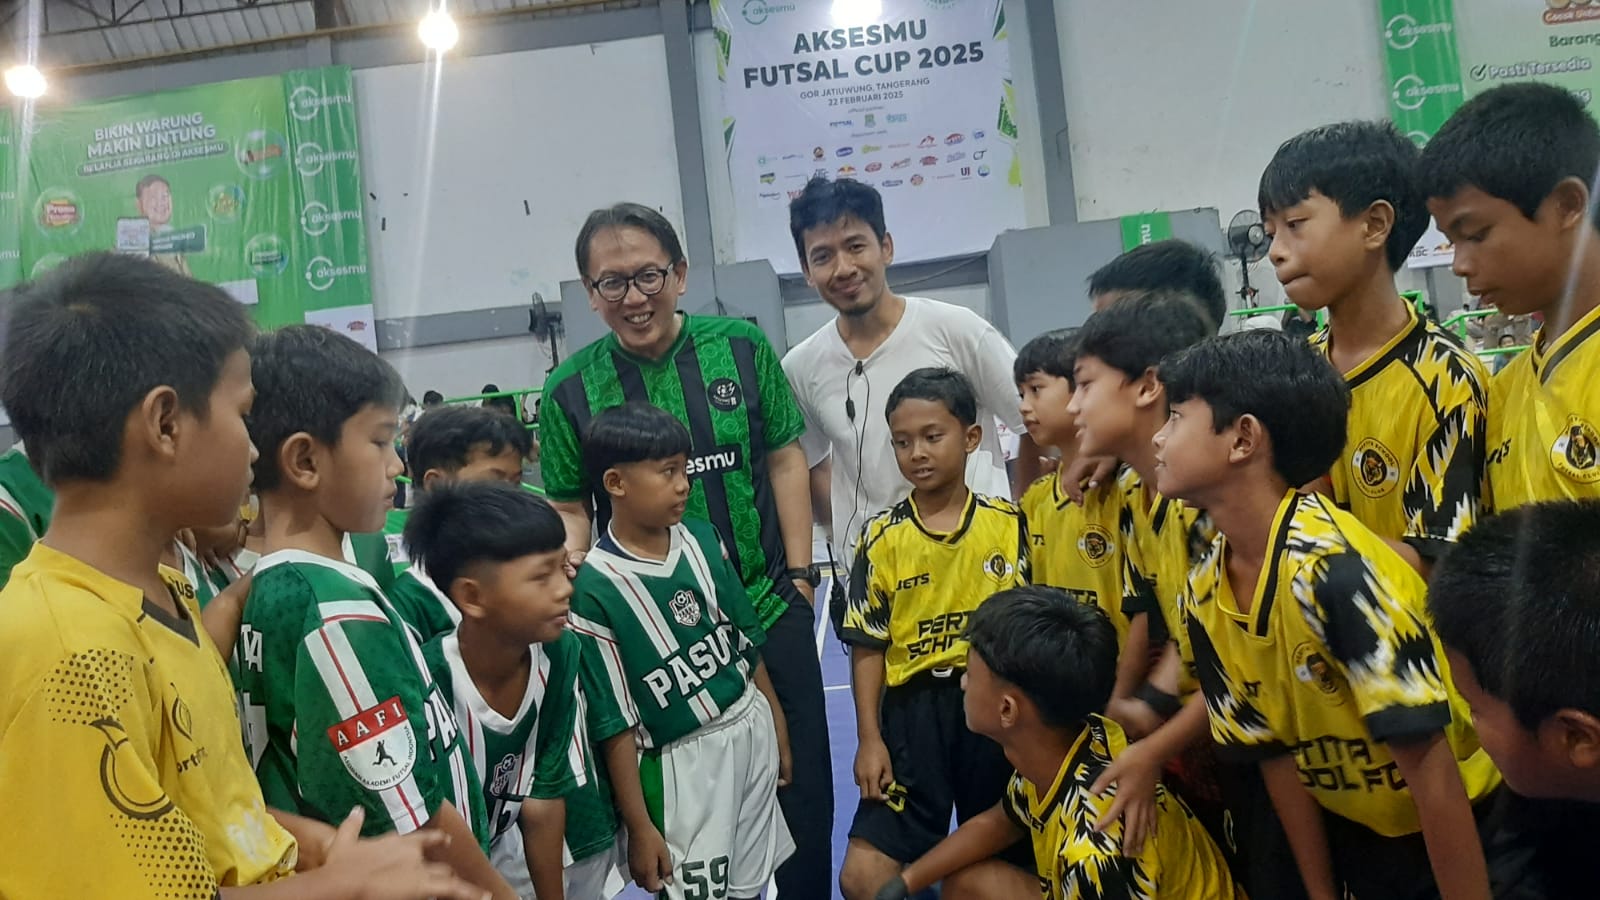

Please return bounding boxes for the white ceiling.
[1,0,578,68]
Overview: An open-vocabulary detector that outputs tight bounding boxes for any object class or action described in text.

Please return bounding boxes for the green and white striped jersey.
[569,519,767,749]
[389,564,461,644]
[423,630,619,861]
[0,445,53,589]
[236,549,489,846]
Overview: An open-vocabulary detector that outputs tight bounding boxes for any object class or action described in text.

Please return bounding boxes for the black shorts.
[848,671,1032,868]
[1230,776,1503,900]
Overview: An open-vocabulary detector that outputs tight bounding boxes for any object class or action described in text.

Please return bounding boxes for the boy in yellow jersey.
[1063,290,1288,896]
[0,253,485,900]
[1154,330,1500,900]
[1422,82,1600,511]
[874,586,1239,900]
[838,368,1035,900]
[1015,327,1138,646]
[1260,120,1488,575]
[1064,292,1214,732]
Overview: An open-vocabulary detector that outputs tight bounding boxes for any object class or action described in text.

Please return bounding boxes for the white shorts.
[650,684,795,900]
[490,821,627,900]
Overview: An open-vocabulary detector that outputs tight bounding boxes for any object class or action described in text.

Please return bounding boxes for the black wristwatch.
[784,565,821,587]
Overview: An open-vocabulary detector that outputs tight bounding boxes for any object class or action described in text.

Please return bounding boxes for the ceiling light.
[418,10,459,52]
[5,64,45,99]
[830,0,882,26]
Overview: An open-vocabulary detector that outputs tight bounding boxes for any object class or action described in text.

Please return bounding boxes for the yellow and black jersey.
[844,491,1030,686]
[1121,485,1215,644]
[1002,714,1240,900]
[1021,465,1136,647]
[1487,302,1600,511]
[1176,490,1500,837]
[1308,306,1489,558]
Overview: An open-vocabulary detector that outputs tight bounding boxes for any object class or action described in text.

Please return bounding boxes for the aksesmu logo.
[301,201,362,237]
[741,0,795,25]
[305,255,368,292]
[288,85,354,122]
[1390,74,1461,111]
[296,142,359,177]
[1385,13,1452,51]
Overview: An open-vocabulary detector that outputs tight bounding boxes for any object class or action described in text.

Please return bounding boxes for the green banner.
[1119,211,1173,251]
[2,67,371,337]
[1376,0,1465,143]
[1379,1,1600,141]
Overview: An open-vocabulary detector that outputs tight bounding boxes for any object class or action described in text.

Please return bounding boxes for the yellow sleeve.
[1015,510,1033,585]
[1400,353,1488,558]
[841,520,893,649]
[0,647,221,899]
[1294,553,1453,742]
[1060,786,1160,899]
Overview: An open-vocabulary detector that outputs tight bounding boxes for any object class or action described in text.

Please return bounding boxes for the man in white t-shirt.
[781,177,1041,571]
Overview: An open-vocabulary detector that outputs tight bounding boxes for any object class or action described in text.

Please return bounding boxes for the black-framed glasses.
[591,266,674,303]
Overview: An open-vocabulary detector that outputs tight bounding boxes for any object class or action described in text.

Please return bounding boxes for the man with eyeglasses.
[537,202,832,899]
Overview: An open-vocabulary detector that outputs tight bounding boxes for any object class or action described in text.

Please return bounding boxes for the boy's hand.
[777,733,794,788]
[1062,455,1119,504]
[563,549,588,578]
[1090,740,1161,856]
[854,737,895,801]
[626,824,673,892]
[320,808,489,900]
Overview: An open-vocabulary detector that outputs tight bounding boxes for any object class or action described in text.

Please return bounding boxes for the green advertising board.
[1379,1,1600,142]
[1377,0,1465,143]
[1,66,371,336]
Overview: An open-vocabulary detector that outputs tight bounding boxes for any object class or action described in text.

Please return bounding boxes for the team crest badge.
[982,550,1013,584]
[670,589,702,626]
[1292,643,1345,705]
[490,753,519,798]
[1077,525,1113,568]
[1351,438,1399,499]
[1552,415,1600,484]
[707,378,743,412]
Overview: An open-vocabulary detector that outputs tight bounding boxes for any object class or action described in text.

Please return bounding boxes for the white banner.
[712,0,1026,274]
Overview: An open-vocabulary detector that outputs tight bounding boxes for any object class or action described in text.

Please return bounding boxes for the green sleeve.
[537,377,588,503]
[567,583,637,743]
[293,613,448,836]
[529,635,584,800]
[753,329,806,450]
[0,512,35,590]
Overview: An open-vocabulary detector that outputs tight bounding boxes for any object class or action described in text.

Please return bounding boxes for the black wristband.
[1135,682,1183,719]
[784,565,821,587]
[873,875,910,900]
